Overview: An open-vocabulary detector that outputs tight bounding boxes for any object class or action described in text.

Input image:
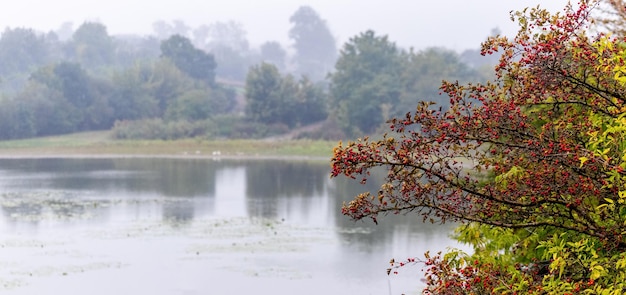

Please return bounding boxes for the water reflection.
[0,158,220,197]
[214,166,247,217]
[0,158,457,249]
[0,158,460,294]
[245,160,329,223]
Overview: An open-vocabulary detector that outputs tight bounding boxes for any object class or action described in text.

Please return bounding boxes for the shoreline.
[0,152,331,162]
[0,131,336,161]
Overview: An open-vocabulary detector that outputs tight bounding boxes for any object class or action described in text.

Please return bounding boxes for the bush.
[294,118,345,140]
[210,115,291,139]
[111,119,216,140]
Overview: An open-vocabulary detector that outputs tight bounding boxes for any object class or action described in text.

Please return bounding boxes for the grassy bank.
[0,131,338,159]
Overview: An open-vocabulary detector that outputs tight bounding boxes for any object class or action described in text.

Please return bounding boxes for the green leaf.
[590,264,605,280]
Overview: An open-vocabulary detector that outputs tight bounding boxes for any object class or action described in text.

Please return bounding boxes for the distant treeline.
[0,6,498,140]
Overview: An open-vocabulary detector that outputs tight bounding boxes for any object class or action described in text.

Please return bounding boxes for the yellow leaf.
[579,156,589,168]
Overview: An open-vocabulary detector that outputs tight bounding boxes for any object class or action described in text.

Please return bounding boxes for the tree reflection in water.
[0,158,460,294]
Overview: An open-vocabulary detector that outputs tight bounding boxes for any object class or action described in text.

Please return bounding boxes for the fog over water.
[2,0,569,50]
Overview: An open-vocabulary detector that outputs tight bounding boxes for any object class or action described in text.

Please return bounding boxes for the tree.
[0,97,36,139]
[144,59,193,115]
[165,89,214,121]
[113,35,161,67]
[200,21,251,81]
[109,66,159,121]
[289,5,337,81]
[210,44,249,81]
[246,62,327,128]
[395,47,483,117]
[291,76,328,126]
[15,81,81,136]
[69,22,115,68]
[329,30,405,136]
[30,62,114,131]
[160,34,216,85]
[52,62,94,109]
[0,27,54,94]
[260,41,287,71]
[245,63,285,125]
[331,2,626,293]
[0,27,50,75]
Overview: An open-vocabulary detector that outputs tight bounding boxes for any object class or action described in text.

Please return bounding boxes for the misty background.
[1,1,569,50]
[0,1,571,140]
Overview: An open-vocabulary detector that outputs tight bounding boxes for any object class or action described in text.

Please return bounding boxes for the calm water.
[0,158,462,295]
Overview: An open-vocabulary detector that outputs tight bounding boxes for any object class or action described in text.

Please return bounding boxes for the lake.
[0,157,462,295]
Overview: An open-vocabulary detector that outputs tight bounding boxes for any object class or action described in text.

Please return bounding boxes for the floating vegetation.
[0,189,345,292]
[0,279,26,290]
[0,191,202,224]
[10,262,125,278]
[0,191,105,222]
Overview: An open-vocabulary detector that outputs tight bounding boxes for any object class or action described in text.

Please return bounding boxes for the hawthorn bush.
[331,1,626,293]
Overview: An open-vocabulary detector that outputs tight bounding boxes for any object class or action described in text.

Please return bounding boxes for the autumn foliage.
[331,1,626,293]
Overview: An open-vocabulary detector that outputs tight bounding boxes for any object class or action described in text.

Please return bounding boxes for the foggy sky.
[2,0,570,51]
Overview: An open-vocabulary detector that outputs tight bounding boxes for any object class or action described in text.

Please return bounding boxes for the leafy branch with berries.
[331,1,626,293]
